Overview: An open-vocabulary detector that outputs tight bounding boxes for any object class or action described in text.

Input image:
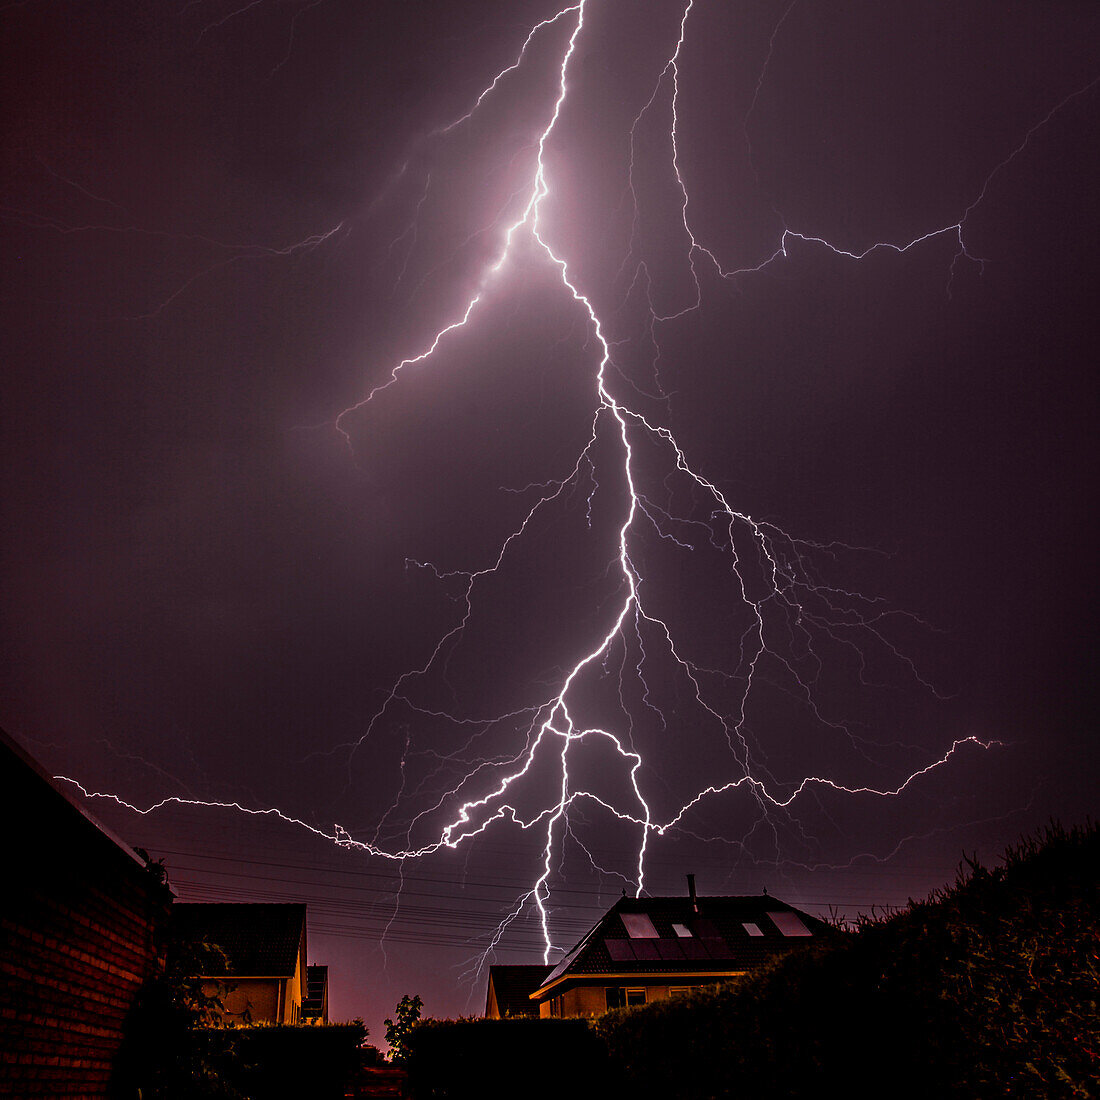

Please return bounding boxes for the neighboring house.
[530,877,831,1017]
[484,964,552,1019]
[0,727,173,1097]
[173,902,309,1024]
[302,963,329,1024]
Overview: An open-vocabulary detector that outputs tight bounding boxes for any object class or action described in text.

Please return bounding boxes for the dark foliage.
[403,1017,614,1100]
[114,931,242,1099]
[384,993,423,1064]
[594,821,1099,1100]
[228,1023,370,1099]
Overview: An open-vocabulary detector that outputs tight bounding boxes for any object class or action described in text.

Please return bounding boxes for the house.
[0,727,173,1097]
[302,963,329,1023]
[530,876,830,1017]
[484,964,552,1019]
[173,902,310,1024]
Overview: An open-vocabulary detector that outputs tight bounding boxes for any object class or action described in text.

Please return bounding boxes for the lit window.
[671,922,692,938]
[742,922,763,936]
[768,911,812,937]
[621,912,659,938]
[625,988,646,1006]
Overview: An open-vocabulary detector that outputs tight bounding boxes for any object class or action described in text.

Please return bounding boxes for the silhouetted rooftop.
[485,964,552,1017]
[174,902,306,977]
[536,894,830,996]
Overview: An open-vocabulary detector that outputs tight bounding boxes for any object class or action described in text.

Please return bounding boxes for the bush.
[114,931,243,1098]
[403,1017,613,1099]
[228,1023,370,1099]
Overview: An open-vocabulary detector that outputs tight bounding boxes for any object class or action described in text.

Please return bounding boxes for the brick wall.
[1,732,172,1097]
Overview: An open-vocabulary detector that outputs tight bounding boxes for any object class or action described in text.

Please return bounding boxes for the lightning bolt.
[52,1,1094,972]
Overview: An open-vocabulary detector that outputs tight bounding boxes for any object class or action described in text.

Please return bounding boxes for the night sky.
[2,0,1097,1040]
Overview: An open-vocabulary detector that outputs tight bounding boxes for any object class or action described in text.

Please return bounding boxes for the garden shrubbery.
[403,1016,613,1100]
[229,1023,371,1099]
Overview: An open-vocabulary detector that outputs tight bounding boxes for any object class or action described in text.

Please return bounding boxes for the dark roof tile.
[174,902,306,977]
[486,964,552,1017]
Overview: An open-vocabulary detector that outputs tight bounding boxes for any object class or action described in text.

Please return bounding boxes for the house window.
[669,986,691,998]
[671,922,692,937]
[621,912,659,938]
[742,922,763,936]
[606,986,625,1010]
[625,988,646,1006]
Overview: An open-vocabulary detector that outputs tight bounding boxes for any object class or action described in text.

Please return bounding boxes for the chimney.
[687,873,698,912]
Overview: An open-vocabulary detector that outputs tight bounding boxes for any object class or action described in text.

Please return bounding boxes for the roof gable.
[2,727,164,887]
[486,964,552,1017]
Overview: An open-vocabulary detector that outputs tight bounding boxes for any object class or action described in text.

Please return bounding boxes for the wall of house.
[1,734,172,1097]
[539,982,700,1018]
[201,925,304,1024]
[286,932,305,1022]
[206,978,282,1024]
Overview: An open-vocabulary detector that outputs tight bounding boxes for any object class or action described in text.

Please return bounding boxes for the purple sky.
[2,0,1097,1041]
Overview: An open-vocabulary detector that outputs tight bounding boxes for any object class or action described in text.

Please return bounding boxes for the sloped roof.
[174,902,306,977]
[534,895,830,997]
[485,964,552,1017]
[2,726,166,886]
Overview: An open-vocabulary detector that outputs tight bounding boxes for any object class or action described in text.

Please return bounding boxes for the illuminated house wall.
[0,728,173,1097]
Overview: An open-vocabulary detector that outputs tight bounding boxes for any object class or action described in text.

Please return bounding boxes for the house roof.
[2,726,165,882]
[534,894,830,998]
[173,902,306,978]
[485,964,553,1017]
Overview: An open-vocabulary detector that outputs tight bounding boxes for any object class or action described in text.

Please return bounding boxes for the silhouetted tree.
[384,994,423,1064]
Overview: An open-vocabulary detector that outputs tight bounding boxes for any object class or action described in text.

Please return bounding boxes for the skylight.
[621,912,659,939]
[671,923,692,938]
[768,911,812,937]
[742,922,763,937]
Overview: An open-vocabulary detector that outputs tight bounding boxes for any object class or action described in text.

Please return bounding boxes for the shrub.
[404,1016,613,1099]
[229,1022,370,1099]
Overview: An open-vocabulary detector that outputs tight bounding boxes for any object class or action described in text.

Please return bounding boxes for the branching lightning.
[49,1,1095,970]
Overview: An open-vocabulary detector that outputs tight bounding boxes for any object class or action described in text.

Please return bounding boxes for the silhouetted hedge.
[122,1021,371,1099]
[594,821,1099,1099]
[228,1023,371,1099]
[403,1016,613,1099]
